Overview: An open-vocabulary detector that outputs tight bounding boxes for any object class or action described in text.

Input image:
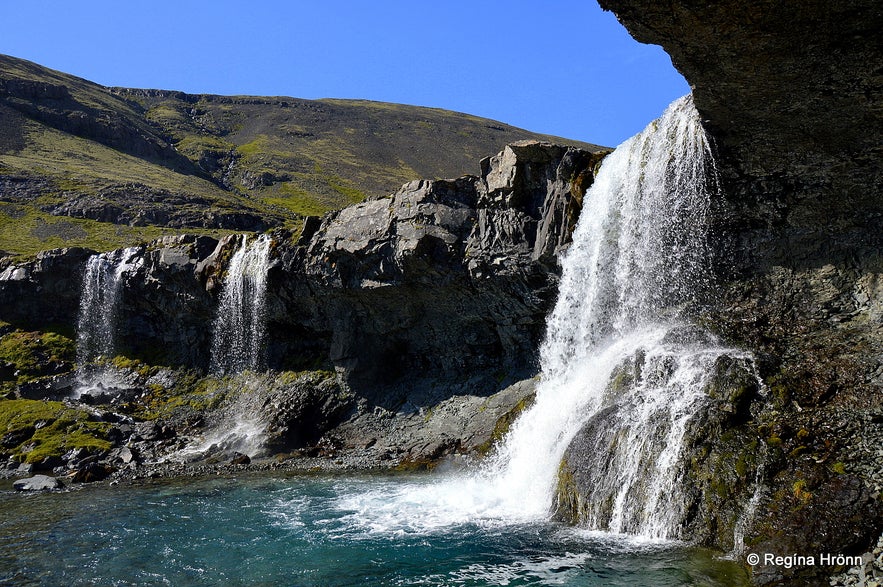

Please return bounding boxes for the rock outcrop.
[0,141,606,396]
[588,2,883,584]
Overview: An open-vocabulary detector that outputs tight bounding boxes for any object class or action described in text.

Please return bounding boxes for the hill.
[0,54,603,258]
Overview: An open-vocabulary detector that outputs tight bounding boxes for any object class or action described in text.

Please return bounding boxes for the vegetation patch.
[0,399,111,465]
[0,328,76,383]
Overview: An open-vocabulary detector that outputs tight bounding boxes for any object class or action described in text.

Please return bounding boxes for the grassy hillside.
[0,54,603,258]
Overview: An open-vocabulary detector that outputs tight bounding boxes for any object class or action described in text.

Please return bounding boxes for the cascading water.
[334,95,757,544]
[75,247,140,396]
[485,94,726,537]
[482,94,749,541]
[76,248,138,364]
[181,234,272,460]
[209,233,272,375]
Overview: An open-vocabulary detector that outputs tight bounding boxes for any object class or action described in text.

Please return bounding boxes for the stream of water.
[209,233,273,376]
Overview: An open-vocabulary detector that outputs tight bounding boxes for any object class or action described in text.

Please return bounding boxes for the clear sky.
[0,1,689,147]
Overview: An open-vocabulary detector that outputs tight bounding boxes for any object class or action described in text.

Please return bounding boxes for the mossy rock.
[0,328,76,383]
[476,392,536,455]
[0,398,111,466]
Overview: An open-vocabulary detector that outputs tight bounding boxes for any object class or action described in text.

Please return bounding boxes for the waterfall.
[209,234,273,375]
[312,96,760,545]
[76,247,139,365]
[485,94,741,538]
[175,234,272,461]
[74,247,140,397]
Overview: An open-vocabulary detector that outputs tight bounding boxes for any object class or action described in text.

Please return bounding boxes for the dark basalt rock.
[598,0,883,269]
[0,141,604,396]
[596,1,882,583]
[0,246,94,329]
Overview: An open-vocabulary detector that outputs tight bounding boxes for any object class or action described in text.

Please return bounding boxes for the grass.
[0,328,75,382]
[2,121,231,201]
[267,184,332,218]
[0,202,234,259]
[0,398,111,464]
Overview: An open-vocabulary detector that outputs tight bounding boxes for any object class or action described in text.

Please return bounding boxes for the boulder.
[13,474,63,491]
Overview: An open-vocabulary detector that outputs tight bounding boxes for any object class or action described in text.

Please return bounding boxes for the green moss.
[792,479,812,504]
[133,372,222,420]
[554,459,583,522]
[0,399,111,464]
[109,355,154,378]
[267,183,332,217]
[325,175,366,204]
[831,462,846,474]
[175,135,234,160]
[0,329,76,382]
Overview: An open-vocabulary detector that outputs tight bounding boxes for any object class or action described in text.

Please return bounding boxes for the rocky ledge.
[0,140,601,480]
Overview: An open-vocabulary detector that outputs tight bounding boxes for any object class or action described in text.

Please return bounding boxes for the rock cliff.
[0,140,605,397]
[576,2,883,584]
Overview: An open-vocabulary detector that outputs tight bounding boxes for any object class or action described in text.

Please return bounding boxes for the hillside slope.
[0,54,602,258]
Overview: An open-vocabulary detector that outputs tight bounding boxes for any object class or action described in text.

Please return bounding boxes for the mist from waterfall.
[334,95,755,544]
[209,234,272,375]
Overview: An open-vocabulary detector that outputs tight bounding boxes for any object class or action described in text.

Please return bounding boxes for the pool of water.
[0,474,748,586]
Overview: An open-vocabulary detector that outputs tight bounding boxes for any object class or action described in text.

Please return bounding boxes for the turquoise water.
[0,474,748,586]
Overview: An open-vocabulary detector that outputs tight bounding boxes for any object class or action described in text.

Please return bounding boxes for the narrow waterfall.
[76,247,139,365]
[485,94,741,538]
[209,234,272,375]
[182,234,272,460]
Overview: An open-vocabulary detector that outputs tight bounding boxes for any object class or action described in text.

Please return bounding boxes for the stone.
[13,474,63,491]
[230,452,251,465]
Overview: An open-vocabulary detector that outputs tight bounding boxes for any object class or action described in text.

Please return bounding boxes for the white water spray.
[332,95,752,540]
[75,247,141,396]
[209,234,272,375]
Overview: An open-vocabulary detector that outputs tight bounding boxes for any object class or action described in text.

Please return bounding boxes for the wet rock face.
[598,0,883,269]
[598,1,883,582]
[555,351,765,548]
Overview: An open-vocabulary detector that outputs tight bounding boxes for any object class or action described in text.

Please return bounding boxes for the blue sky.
[0,1,689,147]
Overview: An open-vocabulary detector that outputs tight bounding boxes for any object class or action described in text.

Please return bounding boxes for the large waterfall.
[336,95,754,543]
[485,94,727,536]
[209,234,273,375]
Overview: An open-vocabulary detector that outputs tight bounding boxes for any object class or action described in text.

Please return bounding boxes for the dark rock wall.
[272,142,607,399]
[597,0,883,270]
[598,1,882,583]
[0,141,605,403]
